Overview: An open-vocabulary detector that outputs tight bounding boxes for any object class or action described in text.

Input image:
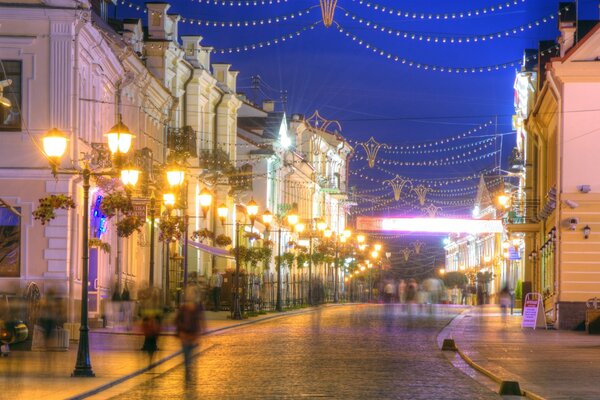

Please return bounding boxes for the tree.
[443,271,468,288]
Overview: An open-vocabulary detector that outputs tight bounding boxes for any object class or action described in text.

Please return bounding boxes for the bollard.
[441,338,457,351]
[499,380,522,396]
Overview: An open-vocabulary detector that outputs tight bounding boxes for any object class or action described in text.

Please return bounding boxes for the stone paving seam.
[69,305,340,399]
[437,308,548,400]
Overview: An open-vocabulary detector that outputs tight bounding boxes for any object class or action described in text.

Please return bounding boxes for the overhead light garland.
[191,0,289,6]
[320,0,338,28]
[351,167,500,187]
[335,24,560,73]
[356,140,496,167]
[119,2,316,27]
[360,136,389,168]
[422,204,442,217]
[384,175,412,201]
[339,8,561,44]
[350,121,493,151]
[349,0,526,20]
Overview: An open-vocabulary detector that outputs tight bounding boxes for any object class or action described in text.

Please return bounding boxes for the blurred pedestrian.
[138,284,163,362]
[209,268,223,312]
[500,285,511,317]
[398,279,406,304]
[176,287,206,383]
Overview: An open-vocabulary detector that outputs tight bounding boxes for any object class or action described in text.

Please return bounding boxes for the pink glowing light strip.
[356,217,503,234]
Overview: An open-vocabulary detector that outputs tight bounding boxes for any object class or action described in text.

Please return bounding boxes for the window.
[0,60,22,131]
[0,206,21,277]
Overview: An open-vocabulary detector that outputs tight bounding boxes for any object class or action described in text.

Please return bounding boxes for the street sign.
[522,292,546,329]
[131,200,148,219]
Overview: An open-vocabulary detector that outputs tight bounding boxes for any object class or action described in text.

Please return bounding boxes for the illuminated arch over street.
[356,216,503,234]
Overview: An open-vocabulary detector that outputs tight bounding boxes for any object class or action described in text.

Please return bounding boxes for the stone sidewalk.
[0,309,307,400]
[439,305,600,400]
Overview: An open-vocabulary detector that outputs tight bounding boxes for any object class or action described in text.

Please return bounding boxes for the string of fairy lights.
[339,7,561,44]
[120,1,316,26]
[348,0,526,20]
[335,24,560,73]
[116,0,559,73]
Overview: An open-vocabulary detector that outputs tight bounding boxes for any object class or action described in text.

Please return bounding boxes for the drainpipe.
[546,74,562,307]
[211,90,226,273]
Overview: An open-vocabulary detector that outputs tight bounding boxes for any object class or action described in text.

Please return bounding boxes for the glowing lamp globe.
[198,188,213,209]
[105,119,134,154]
[166,167,185,187]
[120,168,140,186]
[163,193,176,207]
[43,128,68,158]
[217,204,228,223]
[262,210,273,227]
[374,243,382,252]
[247,199,259,218]
[317,220,327,232]
[287,213,299,226]
[357,234,366,244]
[295,223,305,233]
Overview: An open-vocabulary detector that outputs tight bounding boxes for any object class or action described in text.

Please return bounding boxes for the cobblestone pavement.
[113,304,500,400]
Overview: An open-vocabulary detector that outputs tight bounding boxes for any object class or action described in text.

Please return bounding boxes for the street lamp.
[42,120,136,378]
[198,188,213,218]
[266,209,299,312]
[333,229,351,303]
[217,200,260,320]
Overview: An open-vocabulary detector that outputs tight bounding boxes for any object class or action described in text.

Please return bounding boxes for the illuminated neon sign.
[356,217,503,234]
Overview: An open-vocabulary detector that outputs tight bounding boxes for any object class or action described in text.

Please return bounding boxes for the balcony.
[167,126,197,158]
[228,164,252,192]
[198,148,234,173]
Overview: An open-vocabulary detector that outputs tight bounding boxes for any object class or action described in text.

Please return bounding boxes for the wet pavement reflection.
[112,304,499,400]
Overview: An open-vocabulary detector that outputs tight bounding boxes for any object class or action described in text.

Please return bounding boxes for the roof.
[238,112,285,140]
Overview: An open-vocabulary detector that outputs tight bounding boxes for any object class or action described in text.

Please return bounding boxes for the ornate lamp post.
[264,210,298,312]
[42,118,135,378]
[217,200,259,320]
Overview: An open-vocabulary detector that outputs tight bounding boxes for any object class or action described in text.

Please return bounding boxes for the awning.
[188,241,235,260]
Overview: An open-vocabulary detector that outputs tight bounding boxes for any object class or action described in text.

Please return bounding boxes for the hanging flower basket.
[100,191,133,218]
[88,238,111,254]
[215,234,232,247]
[158,215,184,243]
[116,215,145,238]
[191,228,214,243]
[33,194,76,225]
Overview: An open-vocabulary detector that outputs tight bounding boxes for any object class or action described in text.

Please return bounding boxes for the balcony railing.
[167,126,197,158]
[228,164,253,192]
[198,148,234,173]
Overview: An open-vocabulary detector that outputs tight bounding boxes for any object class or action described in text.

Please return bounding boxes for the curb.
[68,304,340,399]
[438,308,547,400]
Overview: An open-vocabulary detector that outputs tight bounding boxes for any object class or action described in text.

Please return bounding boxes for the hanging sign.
[521,292,546,329]
[131,200,148,219]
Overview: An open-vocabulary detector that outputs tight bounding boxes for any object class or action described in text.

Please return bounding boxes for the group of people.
[138,284,206,383]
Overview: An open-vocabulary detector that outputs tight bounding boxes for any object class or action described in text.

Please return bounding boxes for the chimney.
[146,3,170,40]
[213,63,231,86]
[558,2,576,57]
[181,35,203,62]
[167,14,180,44]
[229,70,239,93]
[262,100,275,112]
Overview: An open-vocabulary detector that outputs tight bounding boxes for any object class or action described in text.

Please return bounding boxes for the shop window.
[0,60,22,131]
[0,206,21,277]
